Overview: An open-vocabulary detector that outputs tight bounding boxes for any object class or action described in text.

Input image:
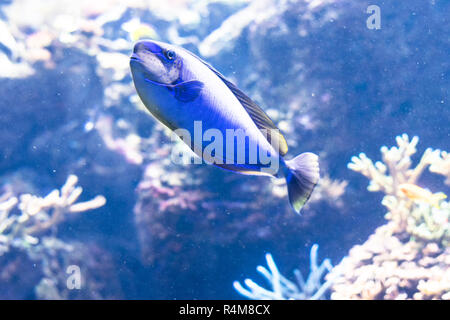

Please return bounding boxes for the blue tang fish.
[130,40,319,213]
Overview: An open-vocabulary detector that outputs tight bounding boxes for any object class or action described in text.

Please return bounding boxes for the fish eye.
[164,50,176,60]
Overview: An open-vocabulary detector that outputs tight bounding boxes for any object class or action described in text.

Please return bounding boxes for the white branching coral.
[348,134,442,195]
[408,201,450,246]
[348,134,448,234]
[329,226,450,300]
[0,174,106,255]
[429,151,450,186]
[233,244,336,300]
[330,134,450,300]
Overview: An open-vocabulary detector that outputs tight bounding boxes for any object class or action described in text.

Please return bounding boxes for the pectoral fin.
[173,80,204,102]
[144,78,204,103]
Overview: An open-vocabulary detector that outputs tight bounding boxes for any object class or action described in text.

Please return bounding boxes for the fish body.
[399,183,447,208]
[130,40,319,213]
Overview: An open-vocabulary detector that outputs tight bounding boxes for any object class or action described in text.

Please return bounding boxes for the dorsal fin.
[218,76,288,156]
[185,50,289,156]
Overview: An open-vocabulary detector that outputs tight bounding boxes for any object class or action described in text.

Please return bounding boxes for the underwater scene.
[0,0,449,300]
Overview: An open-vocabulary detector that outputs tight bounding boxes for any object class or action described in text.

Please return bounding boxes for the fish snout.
[131,40,162,65]
[130,40,180,84]
[133,40,162,54]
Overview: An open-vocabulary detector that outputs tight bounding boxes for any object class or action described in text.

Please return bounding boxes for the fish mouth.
[130,53,141,63]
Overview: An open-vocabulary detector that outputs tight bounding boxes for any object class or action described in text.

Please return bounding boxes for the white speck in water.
[84,121,94,132]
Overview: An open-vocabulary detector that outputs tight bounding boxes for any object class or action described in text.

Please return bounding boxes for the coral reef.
[0,174,105,253]
[330,135,450,299]
[0,0,448,299]
[31,240,123,300]
[0,175,117,299]
[347,134,449,242]
[330,224,450,300]
[233,244,335,300]
[429,151,450,186]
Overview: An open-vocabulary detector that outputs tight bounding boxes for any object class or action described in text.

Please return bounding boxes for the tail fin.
[284,152,320,214]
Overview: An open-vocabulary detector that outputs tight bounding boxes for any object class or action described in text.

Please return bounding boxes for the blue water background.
[0,0,448,299]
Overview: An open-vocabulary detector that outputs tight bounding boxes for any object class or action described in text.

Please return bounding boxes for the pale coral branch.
[429,151,450,185]
[233,245,335,300]
[347,134,450,233]
[0,174,106,244]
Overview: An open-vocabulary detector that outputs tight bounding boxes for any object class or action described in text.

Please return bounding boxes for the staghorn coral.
[330,224,450,300]
[233,244,336,300]
[348,134,447,234]
[347,134,440,196]
[0,175,108,299]
[330,135,450,300]
[429,151,450,186]
[0,174,106,253]
[407,201,449,246]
